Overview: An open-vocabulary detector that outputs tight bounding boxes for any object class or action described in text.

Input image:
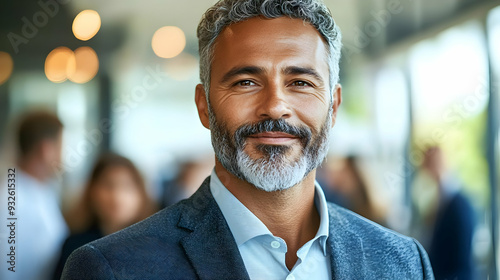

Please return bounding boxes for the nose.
[256,84,292,120]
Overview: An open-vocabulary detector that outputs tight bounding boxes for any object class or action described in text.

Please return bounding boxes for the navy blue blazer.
[62,177,434,279]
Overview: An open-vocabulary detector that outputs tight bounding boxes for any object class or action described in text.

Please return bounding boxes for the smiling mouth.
[247,132,299,145]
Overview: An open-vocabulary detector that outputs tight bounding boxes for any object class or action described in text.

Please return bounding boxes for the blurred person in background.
[0,111,68,280]
[161,159,214,208]
[411,146,476,280]
[53,152,156,279]
[317,156,387,226]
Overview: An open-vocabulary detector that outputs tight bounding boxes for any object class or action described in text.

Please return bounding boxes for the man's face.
[41,130,63,177]
[196,17,341,191]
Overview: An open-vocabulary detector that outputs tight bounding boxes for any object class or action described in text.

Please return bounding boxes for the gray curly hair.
[197,0,342,97]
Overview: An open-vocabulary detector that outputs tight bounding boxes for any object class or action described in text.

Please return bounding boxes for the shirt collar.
[314,177,330,256]
[209,169,330,255]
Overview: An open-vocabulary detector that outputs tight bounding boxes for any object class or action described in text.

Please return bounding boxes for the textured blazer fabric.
[62,177,434,280]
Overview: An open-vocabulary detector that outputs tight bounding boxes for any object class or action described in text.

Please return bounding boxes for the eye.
[235,80,256,87]
[290,80,312,87]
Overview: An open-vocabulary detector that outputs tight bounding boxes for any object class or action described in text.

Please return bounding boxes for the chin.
[236,147,310,192]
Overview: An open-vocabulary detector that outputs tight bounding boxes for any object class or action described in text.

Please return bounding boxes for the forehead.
[211,17,329,76]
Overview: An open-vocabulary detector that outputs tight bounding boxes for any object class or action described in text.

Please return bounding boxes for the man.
[0,111,68,280]
[62,0,434,279]
[412,147,475,280]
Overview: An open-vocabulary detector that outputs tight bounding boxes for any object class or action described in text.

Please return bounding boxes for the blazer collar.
[178,177,250,280]
[178,177,369,279]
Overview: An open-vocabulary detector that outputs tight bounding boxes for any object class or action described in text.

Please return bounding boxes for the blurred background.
[0,0,499,279]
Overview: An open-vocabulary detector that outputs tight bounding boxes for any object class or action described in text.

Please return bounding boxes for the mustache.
[233,119,312,147]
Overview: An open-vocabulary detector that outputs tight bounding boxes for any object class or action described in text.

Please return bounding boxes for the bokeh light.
[68,47,99,83]
[0,52,13,85]
[72,10,101,41]
[45,47,76,83]
[152,26,186,58]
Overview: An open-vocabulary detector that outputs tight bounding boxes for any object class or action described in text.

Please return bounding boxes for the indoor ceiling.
[0,0,497,71]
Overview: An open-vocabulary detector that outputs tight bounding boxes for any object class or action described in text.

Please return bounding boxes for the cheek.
[120,189,142,211]
[213,98,255,126]
[294,100,329,131]
[213,90,330,132]
[91,188,112,213]
[93,187,142,221]
[106,187,142,220]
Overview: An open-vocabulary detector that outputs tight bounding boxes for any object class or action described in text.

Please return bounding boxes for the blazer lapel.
[327,204,368,279]
[178,177,250,280]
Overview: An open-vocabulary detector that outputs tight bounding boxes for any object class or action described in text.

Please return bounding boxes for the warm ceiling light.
[68,47,99,83]
[45,47,76,83]
[72,10,101,41]
[152,26,186,58]
[0,52,14,85]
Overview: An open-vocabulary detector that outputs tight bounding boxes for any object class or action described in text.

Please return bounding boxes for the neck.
[215,161,320,269]
[99,221,127,236]
[19,157,49,182]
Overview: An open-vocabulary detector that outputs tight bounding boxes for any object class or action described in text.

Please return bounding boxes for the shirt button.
[270,241,281,249]
[286,274,295,280]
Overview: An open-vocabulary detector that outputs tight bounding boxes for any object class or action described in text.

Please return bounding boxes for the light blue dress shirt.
[210,170,331,280]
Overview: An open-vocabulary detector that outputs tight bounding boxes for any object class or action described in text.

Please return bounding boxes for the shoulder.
[87,198,194,253]
[61,201,193,280]
[61,242,116,280]
[327,202,434,279]
[446,192,475,215]
[61,180,217,279]
[327,201,411,242]
[59,229,103,264]
[435,192,476,235]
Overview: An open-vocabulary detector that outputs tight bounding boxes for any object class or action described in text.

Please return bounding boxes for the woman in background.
[53,153,156,279]
[317,156,387,226]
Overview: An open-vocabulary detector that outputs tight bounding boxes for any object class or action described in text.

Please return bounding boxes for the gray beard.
[209,104,332,192]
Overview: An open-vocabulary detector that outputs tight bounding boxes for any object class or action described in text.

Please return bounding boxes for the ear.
[195,84,210,129]
[330,84,342,127]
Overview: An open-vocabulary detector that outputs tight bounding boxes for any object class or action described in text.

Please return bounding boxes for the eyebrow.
[282,66,324,85]
[220,66,265,84]
[218,65,325,86]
